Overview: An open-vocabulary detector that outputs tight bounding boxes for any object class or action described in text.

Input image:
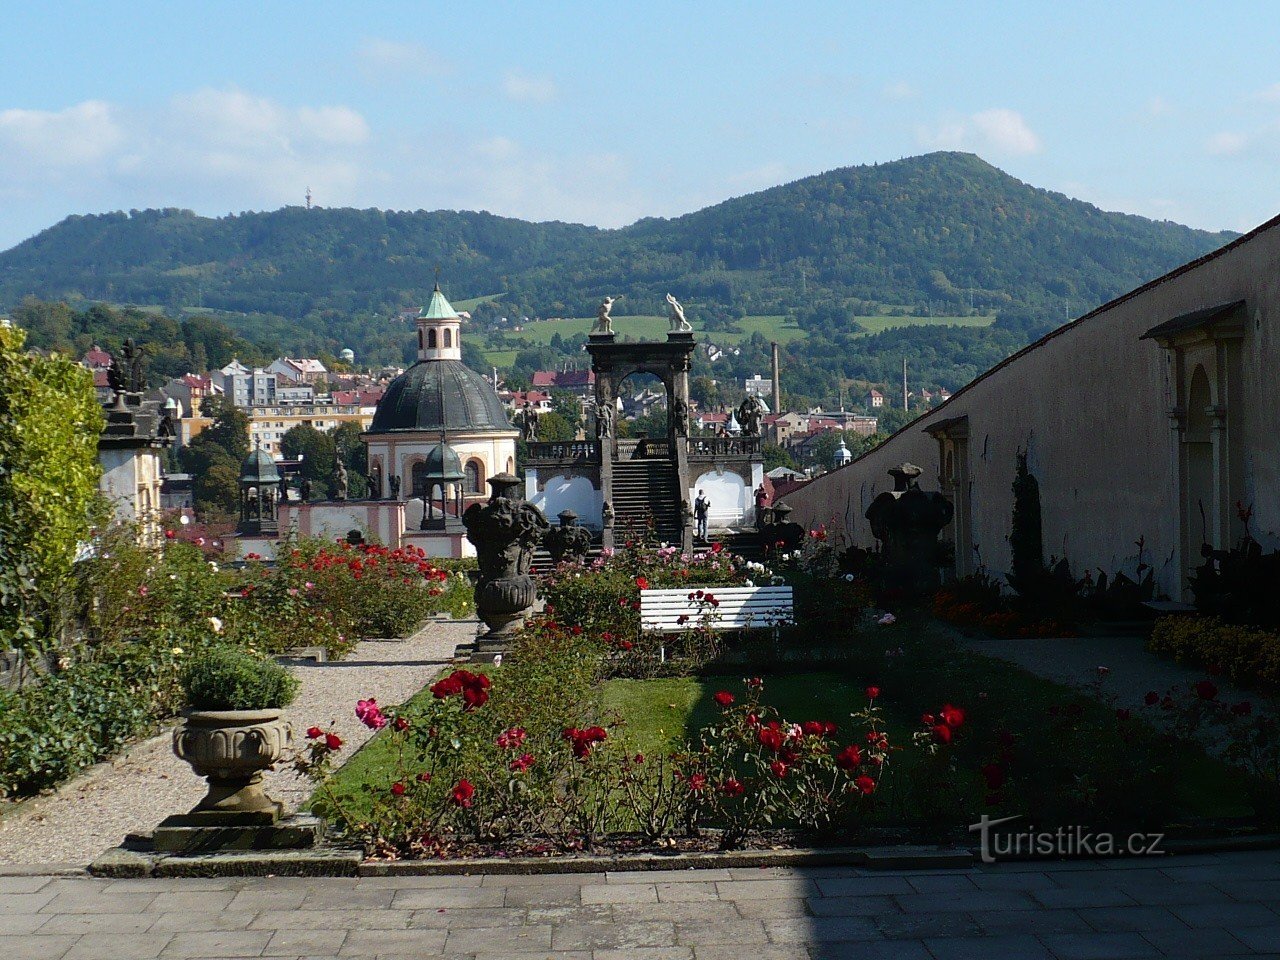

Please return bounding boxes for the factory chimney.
[771,341,782,413]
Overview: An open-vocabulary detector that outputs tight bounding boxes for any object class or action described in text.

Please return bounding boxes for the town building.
[531,368,595,397]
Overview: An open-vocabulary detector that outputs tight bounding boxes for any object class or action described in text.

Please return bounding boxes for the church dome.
[240,446,280,484]
[369,359,513,435]
[421,441,465,482]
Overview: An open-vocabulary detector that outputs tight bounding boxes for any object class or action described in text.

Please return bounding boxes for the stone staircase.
[612,459,683,545]
[722,529,767,562]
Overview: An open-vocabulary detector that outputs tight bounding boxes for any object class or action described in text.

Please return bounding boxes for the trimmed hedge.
[1148,615,1280,688]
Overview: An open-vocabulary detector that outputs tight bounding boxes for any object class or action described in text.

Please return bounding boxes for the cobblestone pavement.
[2,850,1279,958]
[0,620,476,867]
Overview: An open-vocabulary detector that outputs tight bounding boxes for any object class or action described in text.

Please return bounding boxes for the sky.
[2,1,1279,250]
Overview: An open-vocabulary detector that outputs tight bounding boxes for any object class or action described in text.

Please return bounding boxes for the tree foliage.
[0,324,104,650]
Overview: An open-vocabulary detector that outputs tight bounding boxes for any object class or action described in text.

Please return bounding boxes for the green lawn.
[453,293,503,311]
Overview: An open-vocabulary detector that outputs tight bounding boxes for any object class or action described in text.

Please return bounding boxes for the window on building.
[443,329,453,348]
[465,459,483,493]
[428,329,438,349]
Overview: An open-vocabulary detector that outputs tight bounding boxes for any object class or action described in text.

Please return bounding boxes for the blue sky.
[2,1,1278,249]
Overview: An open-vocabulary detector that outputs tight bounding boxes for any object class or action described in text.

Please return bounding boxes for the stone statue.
[737,395,763,437]
[277,474,290,504]
[666,293,693,333]
[300,476,313,502]
[369,462,383,500]
[595,404,612,439]
[601,501,614,529]
[389,474,401,500]
[545,510,592,564]
[332,460,349,501]
[106,349,127,396]
[520,403,540,442]
[864,463,954,597]
[129,341,146,392]
[462,475,550,657]
[761,501,805,553]
[592,296,618,335]
[671,397,689,437]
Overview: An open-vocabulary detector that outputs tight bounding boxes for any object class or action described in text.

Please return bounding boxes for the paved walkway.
[0,619,477,867]
[2,850,1279,958]
[957,630,1263,714]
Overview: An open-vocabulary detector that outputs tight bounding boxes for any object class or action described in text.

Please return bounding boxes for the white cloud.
[918,107,1043,156]
[883,81,916,101]
[1147,96,1174,117]
[0,101,124,168]
[1250,82,1280,103]
[356,38,451,79]
[1206,131,1249,156]
[502,71,557,104]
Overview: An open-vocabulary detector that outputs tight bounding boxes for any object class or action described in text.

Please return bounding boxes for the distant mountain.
[0,151,1235,335]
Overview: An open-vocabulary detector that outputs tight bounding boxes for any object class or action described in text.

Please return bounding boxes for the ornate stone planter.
[462,473,549,659]
[172,709,292,819]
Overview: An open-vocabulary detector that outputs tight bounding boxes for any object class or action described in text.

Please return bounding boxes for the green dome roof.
[420,442,465,482]
[239,447,280,483]
[369,359,512,435]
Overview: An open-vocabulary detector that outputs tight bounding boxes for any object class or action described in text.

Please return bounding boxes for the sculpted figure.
[737,395,764,437]
[332,460,349,501]
[595,404,612,439]
[389,474,401,500]
[666,293,693,333]
[671,397,689,437]
[592,296,619,335]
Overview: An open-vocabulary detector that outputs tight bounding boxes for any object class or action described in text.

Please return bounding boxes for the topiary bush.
[1149,615,1280,688]
[180,647,299,711]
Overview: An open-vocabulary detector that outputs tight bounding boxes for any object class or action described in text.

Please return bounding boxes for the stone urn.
[865,462,955,597]
[544,510,593,564]
[173,710,292,819]
[462,473,549,658]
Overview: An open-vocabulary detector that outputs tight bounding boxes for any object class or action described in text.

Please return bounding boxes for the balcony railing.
[686,436,761,459]
[525,440,600,465]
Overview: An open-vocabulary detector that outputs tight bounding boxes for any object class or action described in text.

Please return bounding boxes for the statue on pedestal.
[666,293,693,333]
[671,397,689,437]
[737,396,763,438]
[369,462,383,500]
[592,296,618,335]
[389,474,401,501]
[331,460,348,501]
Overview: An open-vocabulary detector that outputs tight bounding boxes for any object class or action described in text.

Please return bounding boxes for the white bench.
[640,586,795,635]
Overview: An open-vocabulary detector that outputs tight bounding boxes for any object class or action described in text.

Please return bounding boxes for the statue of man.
[369,461,383,499]
[332,460,349,501]
[592,296,618,335]
[300,476,313,502]
[389,474,401,500]
[666,293,693,333]
[737,396,763,437]
[595,404,612,439]
[671,397,689,437]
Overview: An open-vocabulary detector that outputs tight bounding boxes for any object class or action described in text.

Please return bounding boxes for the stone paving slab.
[2,849,1279,958]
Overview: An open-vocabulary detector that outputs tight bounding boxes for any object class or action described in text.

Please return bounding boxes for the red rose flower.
[940,704,965,728]
[451,779,475,807]
[394,716,410,732]
[635,576,650,590]
[713,691,735,708]
[509,753,535,773]
[1231,701,1253,716]
[980,763,1005,790]
[711,542,723,554]
[801,720,825,738]
[854,775,876,795]
[758,725,785,752]
[306,726,323,739]
[325,733,343,750]
[835,745,863,770]
[687,773,707,792]
[770,760,789,778]
[1144,691,1160,706]
[416,772,432,783]
[865,686,881,700]
[1115,708,1131,721]
[1195,679,1218,700]
[721,778,745,798]
[932,724,953,744]
[390,781,406,796]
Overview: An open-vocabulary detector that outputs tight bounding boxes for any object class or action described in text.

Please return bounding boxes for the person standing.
[694,489,710,542]
[754,483,770,530]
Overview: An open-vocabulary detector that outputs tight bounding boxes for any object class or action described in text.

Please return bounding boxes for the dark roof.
[1139,300,1246,341]
[368,359,512,435]
[240,447,280,483]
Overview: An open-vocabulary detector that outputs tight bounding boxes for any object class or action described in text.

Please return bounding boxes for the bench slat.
[640,584,794,633]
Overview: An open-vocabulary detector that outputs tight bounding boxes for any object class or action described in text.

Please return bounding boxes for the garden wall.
[785,214,1280,600]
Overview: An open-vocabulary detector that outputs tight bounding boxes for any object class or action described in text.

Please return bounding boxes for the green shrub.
[1149,615,1280,687]
[180,647,299,711]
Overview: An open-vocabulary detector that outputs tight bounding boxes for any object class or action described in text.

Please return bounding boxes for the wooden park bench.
[640,585,795,644]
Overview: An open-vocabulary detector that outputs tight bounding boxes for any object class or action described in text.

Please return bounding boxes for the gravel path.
[0,618,478,867]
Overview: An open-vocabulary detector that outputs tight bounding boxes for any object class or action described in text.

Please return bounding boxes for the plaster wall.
[527,472,601,527]
[279,501,405,547]
[785,218,1280,599]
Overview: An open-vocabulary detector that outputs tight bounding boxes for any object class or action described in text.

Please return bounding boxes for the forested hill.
[0,152,1233,327]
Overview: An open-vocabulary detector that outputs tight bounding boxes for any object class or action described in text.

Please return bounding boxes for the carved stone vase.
[462,474,549,659]
[544,510,592,564]
[864,462,955,597]
[172,710,292,819]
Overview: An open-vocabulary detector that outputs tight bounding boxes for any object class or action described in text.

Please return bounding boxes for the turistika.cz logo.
[968,815,1166,864]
